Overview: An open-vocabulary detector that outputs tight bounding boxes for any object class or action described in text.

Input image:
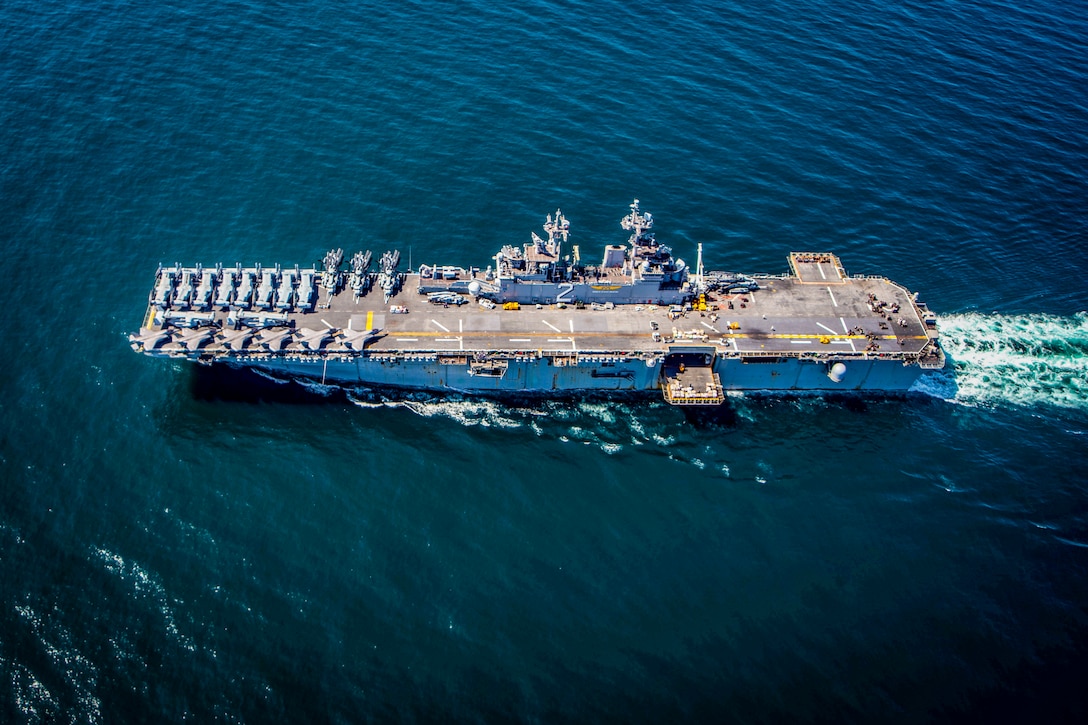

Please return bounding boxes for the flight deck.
[137,265,937,361]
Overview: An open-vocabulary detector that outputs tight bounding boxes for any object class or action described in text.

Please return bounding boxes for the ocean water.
[2,0,1087,721]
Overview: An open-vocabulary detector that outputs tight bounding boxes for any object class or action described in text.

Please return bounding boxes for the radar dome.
[468,281,482,296]
[828,362,847,382]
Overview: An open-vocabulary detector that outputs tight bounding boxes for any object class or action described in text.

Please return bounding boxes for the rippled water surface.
[2,0,1087,721]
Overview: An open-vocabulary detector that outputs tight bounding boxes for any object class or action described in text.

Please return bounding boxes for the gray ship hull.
[236,350,925,395]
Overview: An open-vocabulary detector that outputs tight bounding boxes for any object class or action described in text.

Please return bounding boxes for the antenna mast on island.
[696,243,705,292]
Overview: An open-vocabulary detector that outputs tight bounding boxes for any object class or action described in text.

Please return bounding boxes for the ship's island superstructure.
[130,201,945,404]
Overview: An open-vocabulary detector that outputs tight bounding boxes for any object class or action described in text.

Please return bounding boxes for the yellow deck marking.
[379,330,930,342]
[143,306,157,330]
[719,332,928,341]
[365,310,373,330]
[387,330,593,337]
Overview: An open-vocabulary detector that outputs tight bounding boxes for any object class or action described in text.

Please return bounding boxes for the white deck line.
[543,320,562,333]
[816,322,838,335]
[827,287,838,307]
[840,316,858,352]
[509,338,532,342]
[701,321,717,331]
[818,263,827,280]
[790,340,812,345]
[548,337,577,351]
[431,319,450,332]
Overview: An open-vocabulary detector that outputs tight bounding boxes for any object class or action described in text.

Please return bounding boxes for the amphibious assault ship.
[130,200,945,405]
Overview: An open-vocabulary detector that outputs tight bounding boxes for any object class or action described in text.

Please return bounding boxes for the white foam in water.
[346,390,706,459]
[576,401,617,424]
[249,368,291,385]
[294,379,339,396]
[353,393,526,430]
[348,392,659,449]
[914,311,1088,410]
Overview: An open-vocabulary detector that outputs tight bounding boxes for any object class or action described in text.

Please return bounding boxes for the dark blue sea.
[3,1,1088,721]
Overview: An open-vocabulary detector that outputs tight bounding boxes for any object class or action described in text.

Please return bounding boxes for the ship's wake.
[912,311,1088,410]
[346,389,704,455]
[349,391,530,430]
